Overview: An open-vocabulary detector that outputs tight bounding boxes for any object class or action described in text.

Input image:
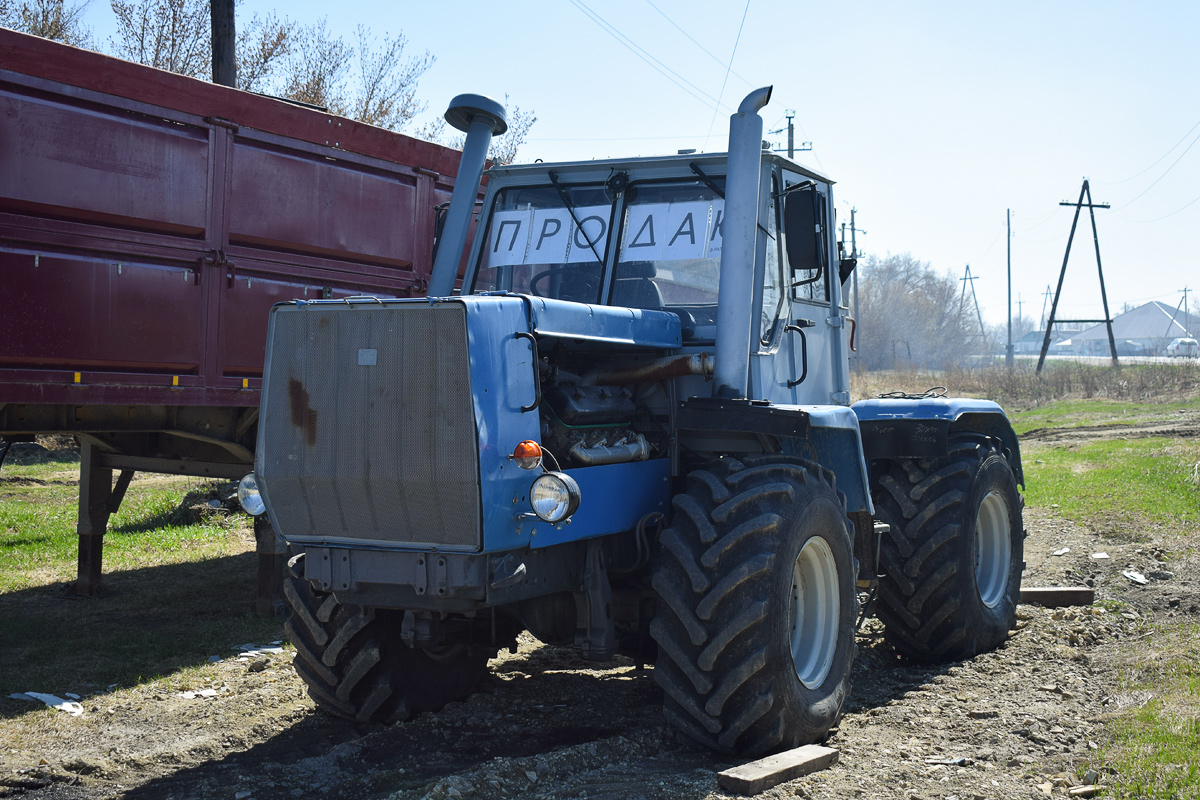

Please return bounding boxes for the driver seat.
[611,260,663,310]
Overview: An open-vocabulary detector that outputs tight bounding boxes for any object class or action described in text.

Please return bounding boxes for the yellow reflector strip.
[74,372,81,383]
[172,376,179,386]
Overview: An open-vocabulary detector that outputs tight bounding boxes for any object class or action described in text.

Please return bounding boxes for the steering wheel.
[529,267,600,301]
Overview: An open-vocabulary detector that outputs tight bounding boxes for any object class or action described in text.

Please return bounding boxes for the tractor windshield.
[612,179,724,339]
[470,177,725,342]
[471,184,614,304]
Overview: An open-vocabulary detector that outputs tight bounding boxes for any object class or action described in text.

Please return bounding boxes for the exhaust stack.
[712,86,772,399]
[427,94,507,298]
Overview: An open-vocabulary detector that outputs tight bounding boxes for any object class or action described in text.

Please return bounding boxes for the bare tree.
[347,25,432,130]
[488,103,537,166]
[428,96,538,166]
[278,18,350,114]
[857,253,982,370]
[235,10,294,93]
[1,0,92,46]
[110,0,209,78]
[99,3,535,152]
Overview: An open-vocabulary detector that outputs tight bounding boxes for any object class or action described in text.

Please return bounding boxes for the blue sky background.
[81,1,1200,331]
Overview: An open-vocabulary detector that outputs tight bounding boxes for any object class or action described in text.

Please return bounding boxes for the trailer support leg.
[75,440,111,595]
[254,515,286,616]
[74,441,134,596]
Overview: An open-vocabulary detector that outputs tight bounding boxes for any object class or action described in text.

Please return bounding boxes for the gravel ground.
[2,424,1196,800]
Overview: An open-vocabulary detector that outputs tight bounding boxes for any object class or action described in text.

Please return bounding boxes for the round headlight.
[237,473,266,516]
[530,471,581,523]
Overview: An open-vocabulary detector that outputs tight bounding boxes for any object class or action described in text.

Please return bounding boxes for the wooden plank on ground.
[1020,586,1096,607]
[717,744,839,795]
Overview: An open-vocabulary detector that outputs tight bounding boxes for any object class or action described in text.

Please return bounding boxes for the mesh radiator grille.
[259,302,480,550]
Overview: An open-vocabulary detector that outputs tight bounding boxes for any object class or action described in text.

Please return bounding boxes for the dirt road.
[3,420,1197,800]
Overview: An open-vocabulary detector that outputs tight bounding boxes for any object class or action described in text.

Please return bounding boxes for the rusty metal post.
[254,515,287,616]
[210,0,236,88]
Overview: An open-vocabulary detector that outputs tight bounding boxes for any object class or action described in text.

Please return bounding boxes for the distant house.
[1016,330,1046,354]
[1051,301,1199,356]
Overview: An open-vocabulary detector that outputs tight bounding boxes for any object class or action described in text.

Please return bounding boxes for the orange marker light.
[512,440,543,471]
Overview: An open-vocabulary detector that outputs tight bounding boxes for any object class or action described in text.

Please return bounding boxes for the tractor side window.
[471,184,613,304]
[613,178,725,342]
[759,175,785,346]
[783,171,827,305]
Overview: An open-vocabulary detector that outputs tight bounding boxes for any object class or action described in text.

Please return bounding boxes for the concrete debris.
[1122,570,1149,585]
[20,692,84,716]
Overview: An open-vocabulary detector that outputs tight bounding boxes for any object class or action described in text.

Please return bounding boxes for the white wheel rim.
[975,490,1011,608]
[789,536,840,689]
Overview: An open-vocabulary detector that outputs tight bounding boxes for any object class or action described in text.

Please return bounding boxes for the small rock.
[234,792,252,800]
[968,710,998,719]
[248,658,269,673]
[1052,547,1070,556]
[1091,552,1109,559]
[525,770,538,783]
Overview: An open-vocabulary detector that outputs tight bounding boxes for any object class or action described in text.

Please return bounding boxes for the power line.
[1098,115,1200,185]
[1115,191,1200,223]
[568,0,731,115]
[1114,125,1200,210]
[643,0,752,88]
[703,0,751,149]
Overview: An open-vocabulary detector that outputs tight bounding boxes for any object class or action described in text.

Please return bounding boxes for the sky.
[80,0,1200,333]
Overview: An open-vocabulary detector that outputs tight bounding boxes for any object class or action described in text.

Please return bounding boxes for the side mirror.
[784,187,824,276]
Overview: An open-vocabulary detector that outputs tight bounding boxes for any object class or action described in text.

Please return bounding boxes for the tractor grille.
[259,302,481,550]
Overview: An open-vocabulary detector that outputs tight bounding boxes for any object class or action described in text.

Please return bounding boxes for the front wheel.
[871,436,1024,662]
[283,565,489,723]
[651,456,858,757]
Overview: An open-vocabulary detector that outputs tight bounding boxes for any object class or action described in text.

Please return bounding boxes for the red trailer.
[0,29,472,601]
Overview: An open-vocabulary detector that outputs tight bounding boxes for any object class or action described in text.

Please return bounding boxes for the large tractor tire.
[283,563,489,723]
[871,436,1023,662]
[651,456,858,757]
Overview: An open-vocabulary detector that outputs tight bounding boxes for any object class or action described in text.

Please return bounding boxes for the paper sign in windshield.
[486,206,610,266]
[620,200,723,263]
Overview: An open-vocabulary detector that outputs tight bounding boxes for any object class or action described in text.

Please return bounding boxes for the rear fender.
[852,398,1023,487]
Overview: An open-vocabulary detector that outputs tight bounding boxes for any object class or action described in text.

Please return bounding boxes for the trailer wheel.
[282,564,489,723]
[871,436,1023,662]
[651,456,857,757]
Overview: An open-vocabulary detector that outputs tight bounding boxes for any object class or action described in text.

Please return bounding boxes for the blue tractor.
[243,89,1024,757]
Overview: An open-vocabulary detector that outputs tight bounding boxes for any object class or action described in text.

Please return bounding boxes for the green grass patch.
[0,464,282,698]
[1023,437,1200,538]
[1099,624,1200,798]
[1010,398,1198,437]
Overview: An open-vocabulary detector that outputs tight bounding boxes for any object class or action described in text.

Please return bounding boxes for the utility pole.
[1184,286,1192,335]
[1037,179,1116,372]
[770,110,811,158]
[1041,285,1053,330]
[211,0,236,87]
[1006,208,1013,367]
[960,264,987,347]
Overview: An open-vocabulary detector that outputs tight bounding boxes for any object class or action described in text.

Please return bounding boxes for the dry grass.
[851,359,1200,410]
